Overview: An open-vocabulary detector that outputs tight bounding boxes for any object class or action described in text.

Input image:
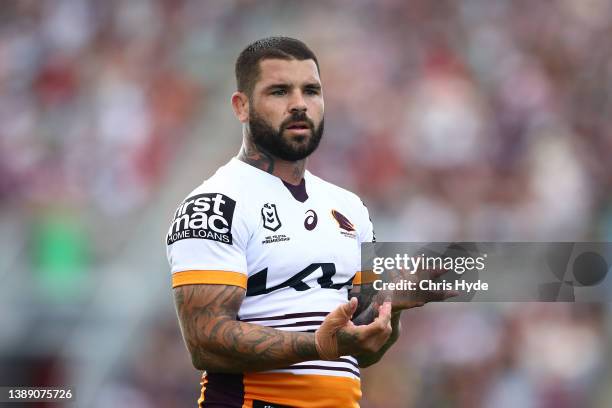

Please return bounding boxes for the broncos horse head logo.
[331,209,355,232]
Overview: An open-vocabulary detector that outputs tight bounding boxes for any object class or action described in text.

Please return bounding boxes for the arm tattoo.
[237,138,275,174]
[173,284,318,373]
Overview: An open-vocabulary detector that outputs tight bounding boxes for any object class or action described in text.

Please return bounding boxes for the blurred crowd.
[0,0,200,214]
[363,303,609,408]
[1,0,612,407]
[306,0,612,242]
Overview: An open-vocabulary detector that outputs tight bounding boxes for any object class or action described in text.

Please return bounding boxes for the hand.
[379,267,459,311]
[315,298,392,360]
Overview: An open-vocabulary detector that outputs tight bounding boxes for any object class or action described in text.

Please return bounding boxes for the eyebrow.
[304,83,322,90]
[263,82,321,91]
[263,83,290,91]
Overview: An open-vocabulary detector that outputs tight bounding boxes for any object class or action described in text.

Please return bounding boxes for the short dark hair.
[235,36,320,96]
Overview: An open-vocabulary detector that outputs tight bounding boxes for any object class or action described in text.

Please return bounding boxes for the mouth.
[285,121,310,131]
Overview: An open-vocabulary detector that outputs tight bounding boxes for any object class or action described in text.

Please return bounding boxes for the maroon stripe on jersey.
[337,357,360,369]
[267,320,324,328]
[202,373,244,407]
[240,312,328,322]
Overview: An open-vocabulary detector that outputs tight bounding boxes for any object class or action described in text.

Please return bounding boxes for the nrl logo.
[262,203,282,231]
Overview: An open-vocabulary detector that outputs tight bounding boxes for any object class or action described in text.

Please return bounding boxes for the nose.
[289,90,307,114]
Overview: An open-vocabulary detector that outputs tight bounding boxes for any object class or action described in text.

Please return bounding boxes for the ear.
[231,92,249,123]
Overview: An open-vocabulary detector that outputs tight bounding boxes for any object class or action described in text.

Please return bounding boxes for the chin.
[291,135,308,143]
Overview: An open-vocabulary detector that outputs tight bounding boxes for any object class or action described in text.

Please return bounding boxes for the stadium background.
[1,0,612,406]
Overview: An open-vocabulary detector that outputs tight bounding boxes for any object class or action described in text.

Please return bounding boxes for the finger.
[380,292,393,304]
[424,290,459,302]
[338,297,358,321]
[443,290,460,299]
[324,298,358,330]
[345,297,358,317]
[356,302,392,338]
[376,301,392,327]
[428,268,449,280]
[375,302,393,343]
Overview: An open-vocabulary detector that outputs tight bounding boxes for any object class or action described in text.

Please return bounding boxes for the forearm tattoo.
[174,285,318,373]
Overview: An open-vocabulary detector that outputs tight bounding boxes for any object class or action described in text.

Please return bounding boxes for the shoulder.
[194,160,247,196]
[167,160,255,247]
[174,159,253,208]
[307,171,366,210]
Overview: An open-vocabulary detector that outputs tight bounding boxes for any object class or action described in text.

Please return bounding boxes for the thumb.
[322,297,357,331]
[315,298,358,360]
[338,297,358,320]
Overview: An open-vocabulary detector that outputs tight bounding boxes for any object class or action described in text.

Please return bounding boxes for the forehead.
[255,58,321,89]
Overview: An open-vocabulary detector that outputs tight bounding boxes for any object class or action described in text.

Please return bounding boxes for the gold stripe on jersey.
[172,270,247,289]
[353,270,376,285]
[242,372,361,408]
[198,375,207,408]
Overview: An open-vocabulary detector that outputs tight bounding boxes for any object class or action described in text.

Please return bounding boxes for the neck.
[237,135,306,186]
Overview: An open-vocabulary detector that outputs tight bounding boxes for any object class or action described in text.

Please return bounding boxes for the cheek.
[254,101,284,125]
[309,100,324,121]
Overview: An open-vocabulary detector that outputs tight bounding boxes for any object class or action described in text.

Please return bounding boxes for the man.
[166,37,448,408]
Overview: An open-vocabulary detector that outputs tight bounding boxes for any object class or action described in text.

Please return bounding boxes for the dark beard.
[248,109,324,162]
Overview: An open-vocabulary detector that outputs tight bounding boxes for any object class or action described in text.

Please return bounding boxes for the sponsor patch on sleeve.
[167,193,236,245]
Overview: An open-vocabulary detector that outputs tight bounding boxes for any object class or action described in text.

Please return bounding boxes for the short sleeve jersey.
[166,158,374,408]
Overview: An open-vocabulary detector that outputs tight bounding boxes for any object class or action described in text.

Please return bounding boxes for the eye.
[271,89,287,96]
[305,88,320,95]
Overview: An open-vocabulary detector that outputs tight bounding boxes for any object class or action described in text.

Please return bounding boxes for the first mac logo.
[167,193,236,245]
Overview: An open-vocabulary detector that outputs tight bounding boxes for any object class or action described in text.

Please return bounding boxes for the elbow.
[189,348,241,373]
[187,347,206,371]
[187,345,217,371]
[183,333,240,372]
[190,353,208,371]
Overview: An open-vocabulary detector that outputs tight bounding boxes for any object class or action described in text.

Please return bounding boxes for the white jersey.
[166,158,374,408]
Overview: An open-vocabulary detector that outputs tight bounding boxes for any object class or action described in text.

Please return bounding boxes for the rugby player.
[166,37,450,408]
